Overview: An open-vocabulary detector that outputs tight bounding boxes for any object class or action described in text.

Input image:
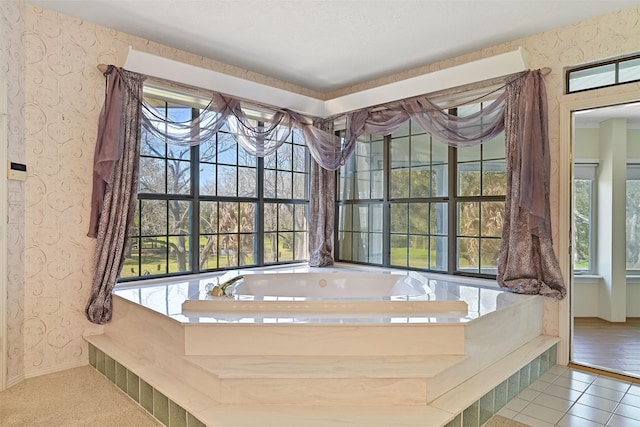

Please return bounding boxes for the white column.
[596,118,627,322]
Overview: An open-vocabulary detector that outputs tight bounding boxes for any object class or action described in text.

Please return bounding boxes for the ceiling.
[574,103,640,129]
[30,1,637,93]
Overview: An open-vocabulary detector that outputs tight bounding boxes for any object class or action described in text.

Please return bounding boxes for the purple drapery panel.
[88,66,126,237]
[308,119,336,267]
[497,70,565,298]
[86,67,145,324]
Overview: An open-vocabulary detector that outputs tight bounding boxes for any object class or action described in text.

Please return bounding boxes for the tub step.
[184,354,468,406]
[183,322,466,357]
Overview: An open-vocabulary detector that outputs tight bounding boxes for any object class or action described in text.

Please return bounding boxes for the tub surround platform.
[86,267,554,426]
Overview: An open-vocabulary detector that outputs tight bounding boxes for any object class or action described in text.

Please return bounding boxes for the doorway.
[570,100,640,378]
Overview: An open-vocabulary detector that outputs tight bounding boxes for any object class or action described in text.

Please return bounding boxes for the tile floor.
[497,365,640,426]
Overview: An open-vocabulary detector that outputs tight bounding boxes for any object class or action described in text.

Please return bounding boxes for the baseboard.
[6,372,25,389]
[24,360,88,379]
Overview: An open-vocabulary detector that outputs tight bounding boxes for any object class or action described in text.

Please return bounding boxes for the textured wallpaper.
[10,3,640,377]
[1,0,26,385]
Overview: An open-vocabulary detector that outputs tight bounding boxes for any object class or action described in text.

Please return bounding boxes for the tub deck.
[86,265,558,426]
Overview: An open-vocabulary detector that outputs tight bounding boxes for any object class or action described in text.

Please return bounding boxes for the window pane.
[432,164,448,197]
[263,169,276,198]
[390,235,408,267]
[168,200,191,235]
[620,58,640,83]
[390,203,408,233]
[370,204,383,233]
[239,203,255,233]
[431,203,448,235]
[569,64,616,92]
[239,234,255,266]
[217,133,237,164]
[122,237,140,278]
[409,203,428,234]
[141,200,167,236]
[279,204,294,231]
[627,180,640,270]
[409,236,428,268]
[238,167,257,197]
[294,204,307,231]
[199,164,216,196]
[217,165,237,197]
[139,236,167,276]
[573,179,591,271]
[431,236,448,271]
[218,235,238,267]
[458,162,481,196]
[168,235,190,273]
[369,233,383,264]
[391,137,410,168]
[480,237,500,274]
[264,232,277,262]
[410,167,431,198]
[198,138,216,163]
[139,157,166,193]
[293,172,306,200]
[200,201,218,234]
[278,232,294,261]
[167,160,191,194]
[481,201,504,237]
[277,171,293,199]
[199,235,218,270]
[264,203,277,232]
[458,202,479,236]
[458,237,479,273]
[294,231,307,260]
[482,161,507,196]
[140,130,166,157]
[219,202,238,233]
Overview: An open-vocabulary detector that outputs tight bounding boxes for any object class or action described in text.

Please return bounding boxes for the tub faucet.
[208,275,244,297]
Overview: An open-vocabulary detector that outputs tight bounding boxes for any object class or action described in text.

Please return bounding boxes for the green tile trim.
[479,389,494,425]
[95,348,105,374]
[105,354,116,383]
[88,343,96,367]
[170,400,188,427]
[462,400,479,427]
[140,379,154,414]
[494,379,508,412]
[187,413,206,427]
[88,347,208,427]
[443,413,462,427]
[153,388,170,426]
[453,345,557,427]
[116,362,127,392]
[127,370,140,403]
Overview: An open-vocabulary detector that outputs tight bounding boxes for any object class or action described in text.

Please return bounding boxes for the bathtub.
[181,269,469,315]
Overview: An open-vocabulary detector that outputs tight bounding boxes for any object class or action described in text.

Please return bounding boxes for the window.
[573,164,597,273]
[337,102,506,278]
[566,53,640,94]
[627,165,640,272]
[121,90,309,280]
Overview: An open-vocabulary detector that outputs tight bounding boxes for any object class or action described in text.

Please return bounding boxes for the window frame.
[120,87,310,282]
[335,109,507,279]
[572,163,597,275]
[566,52,640,94]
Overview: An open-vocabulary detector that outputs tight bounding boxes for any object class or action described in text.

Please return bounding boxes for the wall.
[1,0,26,386]
[19,4,316,377]
[9,4,640,377]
